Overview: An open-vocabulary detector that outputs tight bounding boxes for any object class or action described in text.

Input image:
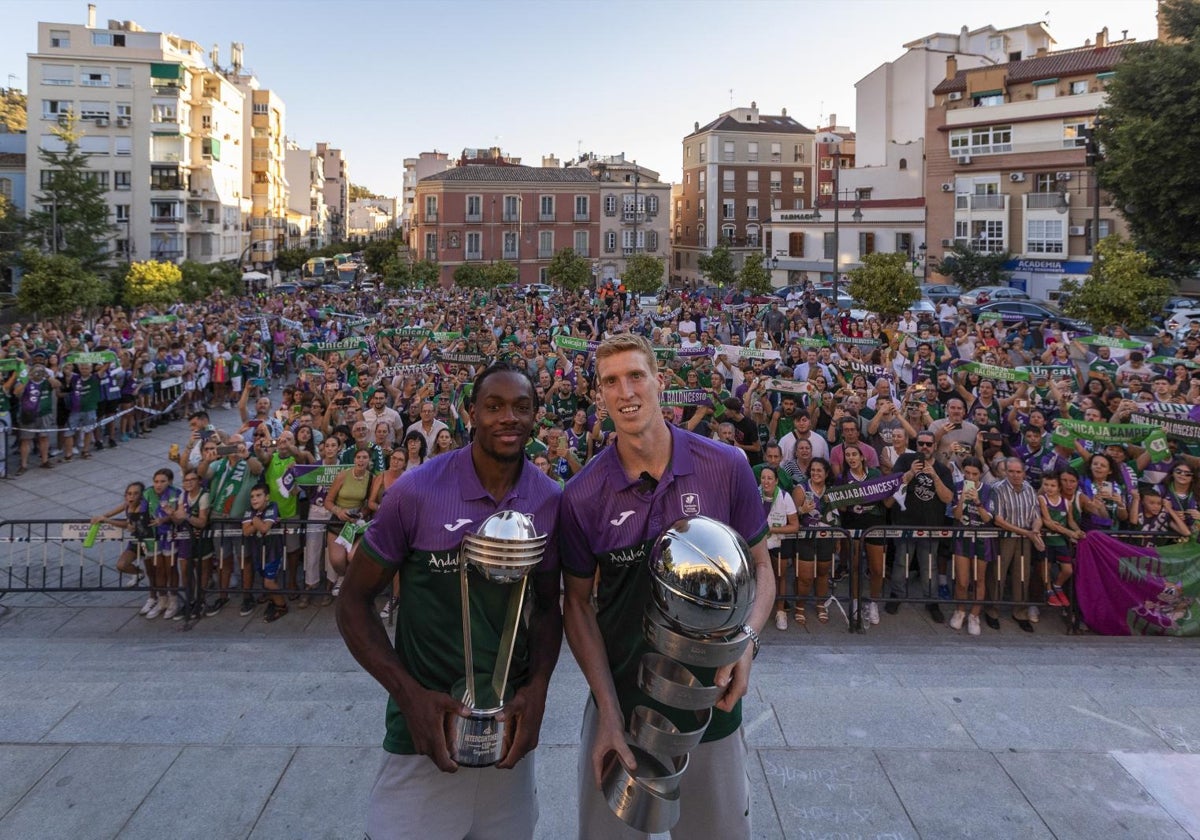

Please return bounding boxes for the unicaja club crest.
[680,493,700,516]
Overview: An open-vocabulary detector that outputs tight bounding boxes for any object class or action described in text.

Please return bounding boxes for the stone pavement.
[1,407,1199,838]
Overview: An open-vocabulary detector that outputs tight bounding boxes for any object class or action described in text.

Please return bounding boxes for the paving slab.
[119,746,294,840]
[0,745,68,820]
[43,698,239,745]
[1112,751,1200,837]
[0,697,79,742]
[773,687,976,750]
[878,749,1054,838]
[0,745,180,840]
[997,750,1193,840]
[532,746,580,840]
[247,746,379,840]
[226,699,382,747]
[758,748,917,839]
[1127,705,1200,753]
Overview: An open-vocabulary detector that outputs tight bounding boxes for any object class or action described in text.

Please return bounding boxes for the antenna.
[729,88,733,107]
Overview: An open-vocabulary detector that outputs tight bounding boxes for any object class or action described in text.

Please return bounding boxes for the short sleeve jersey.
[243,501,282,563]
[361,446,562,755]
[558,422,769,744]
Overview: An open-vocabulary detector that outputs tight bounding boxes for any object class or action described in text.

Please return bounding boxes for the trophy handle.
[491,576,528,707]
[459,559,475,708]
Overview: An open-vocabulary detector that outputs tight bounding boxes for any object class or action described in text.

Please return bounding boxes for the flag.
[1143,428,1171,463]
[1074,531,1199,636]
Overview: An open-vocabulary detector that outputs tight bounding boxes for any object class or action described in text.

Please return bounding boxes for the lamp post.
[769,254,779,286]
[816,132,863,308]
[918,241,927,282]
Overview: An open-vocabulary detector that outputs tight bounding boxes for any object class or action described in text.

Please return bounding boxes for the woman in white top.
[762,465,800,630]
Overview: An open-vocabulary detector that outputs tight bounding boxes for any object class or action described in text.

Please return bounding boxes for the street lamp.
[817,133,862,308]
[918,241,927,282]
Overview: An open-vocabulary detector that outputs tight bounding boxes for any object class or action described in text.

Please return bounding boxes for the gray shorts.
[68,410,98,434]
[577,697,750,840]
[364,749,537,840]
[19,414,54,440]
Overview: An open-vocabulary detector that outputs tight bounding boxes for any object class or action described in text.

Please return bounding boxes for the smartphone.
[247,419,262,429]
[1017,399,1029,409]
[963,479,978,493]
[251,378,267,388]
[215,444,240,457]
[199,428,214,442]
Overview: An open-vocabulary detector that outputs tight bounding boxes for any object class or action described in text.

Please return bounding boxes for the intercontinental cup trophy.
[450,510,547,768]
[601,516,757,833]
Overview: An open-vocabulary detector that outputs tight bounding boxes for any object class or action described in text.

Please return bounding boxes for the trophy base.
[451,706,506,767]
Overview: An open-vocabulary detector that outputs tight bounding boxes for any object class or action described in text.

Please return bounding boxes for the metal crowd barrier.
[0,516,348,599]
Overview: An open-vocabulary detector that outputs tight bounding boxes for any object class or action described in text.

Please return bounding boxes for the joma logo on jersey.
[680,492,701,516]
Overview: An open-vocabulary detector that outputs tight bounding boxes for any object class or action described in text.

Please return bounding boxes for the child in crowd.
[242,483,287,622]
[1038,472,1082,608]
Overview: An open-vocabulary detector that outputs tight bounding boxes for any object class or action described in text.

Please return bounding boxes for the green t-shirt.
[340,443,386,474]
[207,457,253,518]
[264,453,298,519]
[79,375,101,411]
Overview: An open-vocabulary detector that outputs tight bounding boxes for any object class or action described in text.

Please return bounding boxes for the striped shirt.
[991,479,1039,535]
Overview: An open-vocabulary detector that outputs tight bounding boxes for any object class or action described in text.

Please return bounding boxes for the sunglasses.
[916,440,935,447]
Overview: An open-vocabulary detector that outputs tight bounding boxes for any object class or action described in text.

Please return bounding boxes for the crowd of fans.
[3,277,1199,630]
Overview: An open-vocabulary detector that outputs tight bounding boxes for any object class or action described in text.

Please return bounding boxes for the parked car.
[1165,309,1200,340]
[919,283,963,303]
[723,290,775,306]
[271,283,298,295]
[522,283,555,298]
[320,283,349,295]
[958,286,1030,307]
[970,300,1089,333]
[771,284,810,301]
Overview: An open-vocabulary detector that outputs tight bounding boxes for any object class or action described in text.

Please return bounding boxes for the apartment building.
[318,142,348,241]
[411,152,599,287]
[402,151,454,234]
[926,29,1136,299]
[348,198,394,240]
[25,9,250,264]
[674,102,815,287]
[581,153,670,285]
[284,140,329,250]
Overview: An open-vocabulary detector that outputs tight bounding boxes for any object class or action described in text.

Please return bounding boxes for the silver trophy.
[603,516,756,832]
[450,511,546,767]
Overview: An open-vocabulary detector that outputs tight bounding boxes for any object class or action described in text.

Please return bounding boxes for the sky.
[1,0,1159,196]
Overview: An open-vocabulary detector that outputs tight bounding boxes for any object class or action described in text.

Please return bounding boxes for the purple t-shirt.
[559,422,767,743]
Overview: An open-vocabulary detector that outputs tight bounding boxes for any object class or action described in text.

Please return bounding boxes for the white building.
[285,140,328,250]
[402,151,453,234]
[25,8,251,264]
[580,153,671,285]
[347,199,393,240]
[318,142,348,241]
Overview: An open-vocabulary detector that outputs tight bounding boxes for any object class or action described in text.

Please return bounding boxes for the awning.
[205,137,221,161]
[971,88,1003,98]
[150,62,183,80]
[1032,78,1058,86]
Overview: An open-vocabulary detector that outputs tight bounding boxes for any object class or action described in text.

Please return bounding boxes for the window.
[1034,173,1057,193]
[42,99,71,119]
[820,157,833,170]
[114,204,130,222]
[1070,80,1089,95]
[646,195,658,214]
[80,71,110,87]
[895,232,913,256]
[823,232,836,259]
[466,194,482,222]
[769,171,781,192]
[503,231,518,258]
[974,93,1005,107]
[747,171,759,192]
[252,102,269,115]
[1037,83,1057,100]
[697,223,706,243]
[770,142,781,162]
[1063,119,1091,148]
[723,141,735,162]
[988,36,1003,51]
[91,32,126,47]
[793,199,805,210]
[858,232,875,256]
[503,194,520,221]
[151,103,177,123]
[574,230,589,256]
[424,195,438,221]
[623,194,645,220]
[42,65,73,86]
[114,137,131,156]
[605,231,617,253]
[746,226,759,247]
[114,170,131,190]
[49,30,70,48]
[79,101,109,120]
[465,231,482,259]
[746,199,759,220]
[39,170,57,188]
[425,232,437,256]
[747,142,758,162]
[115,67,131,88]
[720,224,734,242]
[699,145,706,163]
[539,195,554,221]
[538,230,554,258]
[792,172,805,190]
[574,194,589,220]
[1026,219,1064,253]
[722,199,735,220]
[772,198,782,211]
[698,171,705,190]
[949,124,1013,157]
[82,171,109,189]
[789,232,805,257]
[151,200,181,221]
[116,103,131,119]
[722,170,734,192]
[819,182,833,196]
[970,220,1005,253]
[698,199,705,219]
[603,194,617,216]
[201,114,211,129]
[0,177,10,202]
[794,144,805,162]
[150,166,181,190]
[79,136,109,155]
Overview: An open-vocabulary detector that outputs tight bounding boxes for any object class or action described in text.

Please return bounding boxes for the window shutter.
[789,232,804,257]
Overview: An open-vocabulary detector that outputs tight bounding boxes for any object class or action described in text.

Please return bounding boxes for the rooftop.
[687,113,814,138]
[419,165,597,184]
[933,42,1138,94]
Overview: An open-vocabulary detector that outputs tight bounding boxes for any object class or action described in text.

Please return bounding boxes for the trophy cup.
[602,516,756,832]
[450,510,546,768]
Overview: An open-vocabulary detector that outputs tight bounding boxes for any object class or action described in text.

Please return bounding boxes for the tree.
[274,248,310,275]
[24,115,115,272]
[932,244,1012,290]
[483,260,518,288]
[363,238,398,276]
[411,259,439,288]
[0,88,26,133]
[697,242,736,290]
[125,259,183,307]
[1096,1,1200,274]
[348,184,380,201]
[622,253,664,295]
[452,263,486,289]
[179,260,240,301]
[737,252,773,296]
[16,251,107,317]
[1059,236,1170,331]
[846,252,920,319]
[379,256,412,291]
[547,247,591,292]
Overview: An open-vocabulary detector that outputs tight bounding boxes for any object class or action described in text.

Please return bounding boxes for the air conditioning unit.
[57,115,70,126]
[941,238,955,247]
[1010,172,1026,182]
[116,117,130,127]
[941,183,954,193]
[960,155,973,165]
[94,118,109,127]
[189,189,201,197]
[1068,226,1087,236]
[947,92,963,101]
[1055,172,1073,181]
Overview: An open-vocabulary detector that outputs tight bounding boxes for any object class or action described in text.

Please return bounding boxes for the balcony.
[150,248,183,260]
[575,246,590,257]
[465,250,482,261]
[539,213,555,222]
[574,212,590,222]
[502,212,519,222]
[424,212,438,223]
[151,215,183,224]
[622,212,646,224]
[1026,192,1071,210]
[502,248,518,259]
[604,206,617,217]
[466,212,482,223]
[538,248,554,259]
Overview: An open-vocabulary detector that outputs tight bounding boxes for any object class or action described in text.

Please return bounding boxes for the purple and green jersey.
[559,422,768,744]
